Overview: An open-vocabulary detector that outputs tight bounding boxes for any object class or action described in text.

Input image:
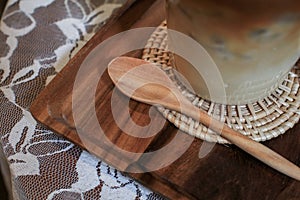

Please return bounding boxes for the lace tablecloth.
[0,0,165,199]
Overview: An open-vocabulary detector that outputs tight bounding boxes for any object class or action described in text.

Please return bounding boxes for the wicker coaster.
[142,21,300,144]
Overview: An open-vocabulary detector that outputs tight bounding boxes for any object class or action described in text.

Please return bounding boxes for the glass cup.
[166,0,300,104]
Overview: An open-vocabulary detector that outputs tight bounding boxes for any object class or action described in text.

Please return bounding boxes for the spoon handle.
[185,104,300,181]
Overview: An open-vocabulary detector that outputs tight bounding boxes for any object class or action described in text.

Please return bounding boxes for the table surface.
[30,0,300,200]
[1,0,300,200]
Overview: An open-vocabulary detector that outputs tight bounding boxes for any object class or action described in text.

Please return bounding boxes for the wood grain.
[30,0,300,199]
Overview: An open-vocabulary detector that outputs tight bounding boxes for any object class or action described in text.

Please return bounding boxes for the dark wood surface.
[30,0,300,199]
[0,0,7,18]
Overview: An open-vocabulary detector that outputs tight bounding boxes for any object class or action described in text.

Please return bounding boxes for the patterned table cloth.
[0,0,165,199]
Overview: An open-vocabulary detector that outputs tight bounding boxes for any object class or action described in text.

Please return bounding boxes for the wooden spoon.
[107,56,300,181]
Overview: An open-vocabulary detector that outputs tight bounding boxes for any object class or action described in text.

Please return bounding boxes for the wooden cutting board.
[30,0,300,199]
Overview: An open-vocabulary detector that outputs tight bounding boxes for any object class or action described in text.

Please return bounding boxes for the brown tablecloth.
[0,1,165,199]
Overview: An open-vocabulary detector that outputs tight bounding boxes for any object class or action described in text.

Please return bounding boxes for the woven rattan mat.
[142,21,300,144]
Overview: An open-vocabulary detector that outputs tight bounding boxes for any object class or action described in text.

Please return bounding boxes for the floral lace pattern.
[0,0,165,199]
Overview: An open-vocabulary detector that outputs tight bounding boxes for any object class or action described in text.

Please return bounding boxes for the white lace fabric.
[0,1,165,199]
